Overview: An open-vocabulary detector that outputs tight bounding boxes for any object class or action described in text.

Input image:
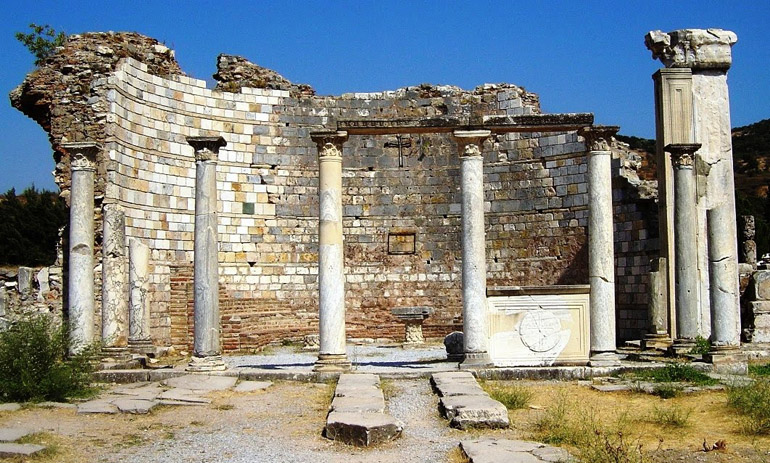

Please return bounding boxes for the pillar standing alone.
[578,126,620,366]
[128,238,153,354]
[187,136,227,371]
[63,142,100,355]
[101,203,129,355]
[311,131,351,372]
[452,130,492,368]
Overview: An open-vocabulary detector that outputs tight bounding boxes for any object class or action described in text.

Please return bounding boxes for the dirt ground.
[1,379,769,463]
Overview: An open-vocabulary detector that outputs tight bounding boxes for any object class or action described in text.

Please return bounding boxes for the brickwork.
[10,33,659,350]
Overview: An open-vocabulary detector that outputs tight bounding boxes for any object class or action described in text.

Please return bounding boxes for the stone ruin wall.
[10,32,658,352]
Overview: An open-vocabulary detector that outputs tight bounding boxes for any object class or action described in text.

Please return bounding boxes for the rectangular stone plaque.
[487,287,589,367]
[388,233,415,255]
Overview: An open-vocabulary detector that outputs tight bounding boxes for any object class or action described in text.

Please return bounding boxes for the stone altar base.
[186,355,227,372]
[704,348,748,375]
[642,334,672,351]
[313,353,351,372]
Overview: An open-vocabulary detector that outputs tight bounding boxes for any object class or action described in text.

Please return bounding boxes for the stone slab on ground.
[0,443,46,458]
[324,373,402,447]
[157,389,212,404]
[113,398,157,414]
[325,411,403,447]
[77,400,119,414]
[162,374,237,391]
[112,382,165,400]
[0,403,21,412]
[461,438,573,463]
[432,372,510,429]
[36,402,77,410]
[233,380,272,392]
[591,384,631,392]
[0,427,32,442]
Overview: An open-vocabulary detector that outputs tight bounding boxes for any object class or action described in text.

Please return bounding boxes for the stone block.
[0,443,46,458]
[324,412,402,447]
[0,428,32,442]
[440,395,510,430]
[753,271,770,300]
[162,374,237,391]
[114,398,158,414]
[330,395,386,414]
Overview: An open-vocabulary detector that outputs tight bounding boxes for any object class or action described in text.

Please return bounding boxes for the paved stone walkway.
[0,426,45,458]
[460,438,573,463]
[432,372,509,429]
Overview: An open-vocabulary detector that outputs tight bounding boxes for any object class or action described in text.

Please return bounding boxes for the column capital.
[666,143,701,169]
[187,136,227,162]
[452,129,491,157]
[645,29,737,71]
[310,130,348,159]
[63,142,101,171]
[578,125,619,152]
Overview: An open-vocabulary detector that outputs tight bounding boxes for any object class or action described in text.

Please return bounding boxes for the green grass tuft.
[483,382,533,410]
[623,363,717,386]
[727,378,770,435]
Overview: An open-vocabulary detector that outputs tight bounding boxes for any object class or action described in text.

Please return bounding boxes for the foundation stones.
[431,372,509,429]
[324,373,402,446]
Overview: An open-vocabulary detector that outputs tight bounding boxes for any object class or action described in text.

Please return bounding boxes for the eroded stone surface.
[0,443,46,458]
[0,428,32,442]
[432,372,510,429]
[162,374,237,391]
[113,398,157,414]
[461,439,572,463]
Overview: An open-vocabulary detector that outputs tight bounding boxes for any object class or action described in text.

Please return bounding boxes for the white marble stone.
[707,204,741,346]
[64,142,100,354]
[102,204,128,348]
[646,29,737,70]
[128,238,151,343]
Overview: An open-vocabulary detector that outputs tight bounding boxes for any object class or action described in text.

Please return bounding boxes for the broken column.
[187,136,227,371]
[579,126,620,366]
[740,215,757,269]
[128,238,153,353]
[644,257,670,350]
[668,143,701,353]
[453,130,492,367]
[647,28,741,342]
[63,142,100,355]
[101,203,128,353]
[311,131,351,372]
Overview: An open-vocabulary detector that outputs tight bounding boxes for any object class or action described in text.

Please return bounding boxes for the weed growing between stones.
[481,381,533,410]
[0,315,97,402]
[651,384,682,399]
[728,378,770,435]
[649,404,692,428]
[689,336,711,356]
[749,362,770,377]
[622,363,717,386]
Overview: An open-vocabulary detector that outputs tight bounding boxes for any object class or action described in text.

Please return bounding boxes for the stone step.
[460,438,573,463]
[431,372,510,429]
[324,373,402,447]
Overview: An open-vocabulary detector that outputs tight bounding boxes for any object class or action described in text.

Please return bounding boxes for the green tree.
[15,23,66,66]
[0,186,68,266]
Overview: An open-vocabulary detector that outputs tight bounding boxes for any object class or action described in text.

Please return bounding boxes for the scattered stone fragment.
[0,403,21,412]
[0,428,32,442]
[0,443,46,458]
[233,380,272,392]
[461,438,573,463]
[162,374,237,391]
[113,398,157,414]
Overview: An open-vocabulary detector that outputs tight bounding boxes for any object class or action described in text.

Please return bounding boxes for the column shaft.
[64,143,100,355]
[128,239,152,348]
[312,131,350,372]
[102,204,128,350]
[707,204,740,346]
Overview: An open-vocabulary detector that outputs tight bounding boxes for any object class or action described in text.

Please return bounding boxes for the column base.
[459,352,492,369]
[100,346,132,362]
[668,339,697,357]
[313,353,351,372]
[187,355,228,372]
[128,339,155,356]
[704,346,748,375]
[589,351,621,367]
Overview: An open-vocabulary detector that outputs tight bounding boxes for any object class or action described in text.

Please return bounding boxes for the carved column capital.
[187,136,227,162]
[63,142,101,171]
[310,131,349,160]
[666,143,701,169]
[578,125,619,152]
[645,29,737,71]
[452,129,491,158]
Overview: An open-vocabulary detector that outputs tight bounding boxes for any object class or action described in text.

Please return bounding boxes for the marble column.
[579,126,620,366]
[187,136,227,371]
[101,203,129,354]
[310,130,351,372]
[453,130,492,367]
[643,257,670,350]
[647,28,741,342]
[667,143,701,353]
[128,238,153,353]
[63,142,100,355]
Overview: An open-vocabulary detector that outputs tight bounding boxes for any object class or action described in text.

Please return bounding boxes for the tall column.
[101,203,129,355]
[63,142,100,355]
[453,130,491,368]
[187,136,227,371]
[311,130,351,372]
[667,143,701,353]
[579,126,620,366]
[128,238,153,354]
[647,28,741,342]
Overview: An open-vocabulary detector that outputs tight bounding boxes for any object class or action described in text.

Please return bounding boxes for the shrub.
[0,315,97,402]
[650,404,692,428]
[727,379,770,435]
[483,382,533,410]
[689,336,711,356]
[624,363,717,386]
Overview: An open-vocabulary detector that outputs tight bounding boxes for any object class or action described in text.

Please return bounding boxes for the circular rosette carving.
[518,309,562,353]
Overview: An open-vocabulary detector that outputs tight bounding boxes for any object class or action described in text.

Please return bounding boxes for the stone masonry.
[10,32,658,352]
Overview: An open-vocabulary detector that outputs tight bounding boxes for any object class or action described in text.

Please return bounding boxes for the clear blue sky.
[2,0,769,192]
